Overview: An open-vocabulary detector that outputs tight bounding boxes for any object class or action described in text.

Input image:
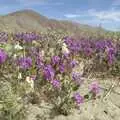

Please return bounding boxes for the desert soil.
[26,77,120,120]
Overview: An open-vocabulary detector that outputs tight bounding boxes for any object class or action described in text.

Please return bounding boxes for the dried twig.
[102,78,120,101]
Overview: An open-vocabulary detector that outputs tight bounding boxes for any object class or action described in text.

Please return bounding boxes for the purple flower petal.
[0,49,7,64]
[17,57,32,69]
[89,81,100,94]
[73,93,84,104]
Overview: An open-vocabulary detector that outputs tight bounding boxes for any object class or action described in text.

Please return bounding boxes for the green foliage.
[0,81,26,120]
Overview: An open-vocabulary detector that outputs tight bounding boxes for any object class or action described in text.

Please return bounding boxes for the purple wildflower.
[63,52,70,59]
[36,57,44,69]
[15,32,40,42]
[89,81,100,94]
[51,79,61,88]
[64,37,73,46]
[59,64,65,73]
[72,72,83,85]
[95,40,106,51]
[17,57,32,69]
[51,56,60,65]
[44,65,55,81]
[73,93,84,104]
[108,47,116,55]
[105,40,113,48]
[70,60,78,68]
[84,47,93,56]
[0,49,7,64]
[107,47,116,64]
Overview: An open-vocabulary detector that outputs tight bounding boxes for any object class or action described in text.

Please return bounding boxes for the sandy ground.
[26,77,120,120]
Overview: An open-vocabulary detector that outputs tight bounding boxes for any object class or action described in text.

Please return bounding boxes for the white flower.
[14,43,23,50]
[18,73,22,79]
[63,43,67,48]
[62,43,70,54]
[26,76,34,89]
[13,54,17,59]
[41,50,45,57]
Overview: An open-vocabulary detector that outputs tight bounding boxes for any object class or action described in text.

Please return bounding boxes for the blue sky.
[0,0,120,31]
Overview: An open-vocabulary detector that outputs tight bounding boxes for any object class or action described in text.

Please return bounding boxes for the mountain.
[0,9,106,35]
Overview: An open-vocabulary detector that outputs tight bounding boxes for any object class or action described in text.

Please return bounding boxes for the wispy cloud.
[64,8,120,31]
[64,14,82,18]
[88,9,120,21]
[64,8,120,22]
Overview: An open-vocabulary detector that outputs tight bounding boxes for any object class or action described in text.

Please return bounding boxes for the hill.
[0,9,106,36]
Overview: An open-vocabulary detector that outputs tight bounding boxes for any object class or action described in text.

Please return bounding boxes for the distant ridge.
[0,9,106,36]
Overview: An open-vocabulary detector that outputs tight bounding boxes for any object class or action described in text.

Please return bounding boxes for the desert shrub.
[0,81,26,120]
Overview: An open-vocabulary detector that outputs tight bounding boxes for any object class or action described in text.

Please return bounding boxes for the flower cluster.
[51,55,60,65]
[15,32,40,42]
[0,49,7,64]
[64,37,118,64]
[72,72,83,85]
[17,57,32,69]
[51,79,61,88]
[73,93,84,105]
[43,64,55,81]
[89,81,100,95]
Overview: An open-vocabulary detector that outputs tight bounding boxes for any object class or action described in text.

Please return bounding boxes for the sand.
[26,77,120,120]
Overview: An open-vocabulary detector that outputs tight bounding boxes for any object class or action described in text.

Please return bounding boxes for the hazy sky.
[0,0,120,31]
